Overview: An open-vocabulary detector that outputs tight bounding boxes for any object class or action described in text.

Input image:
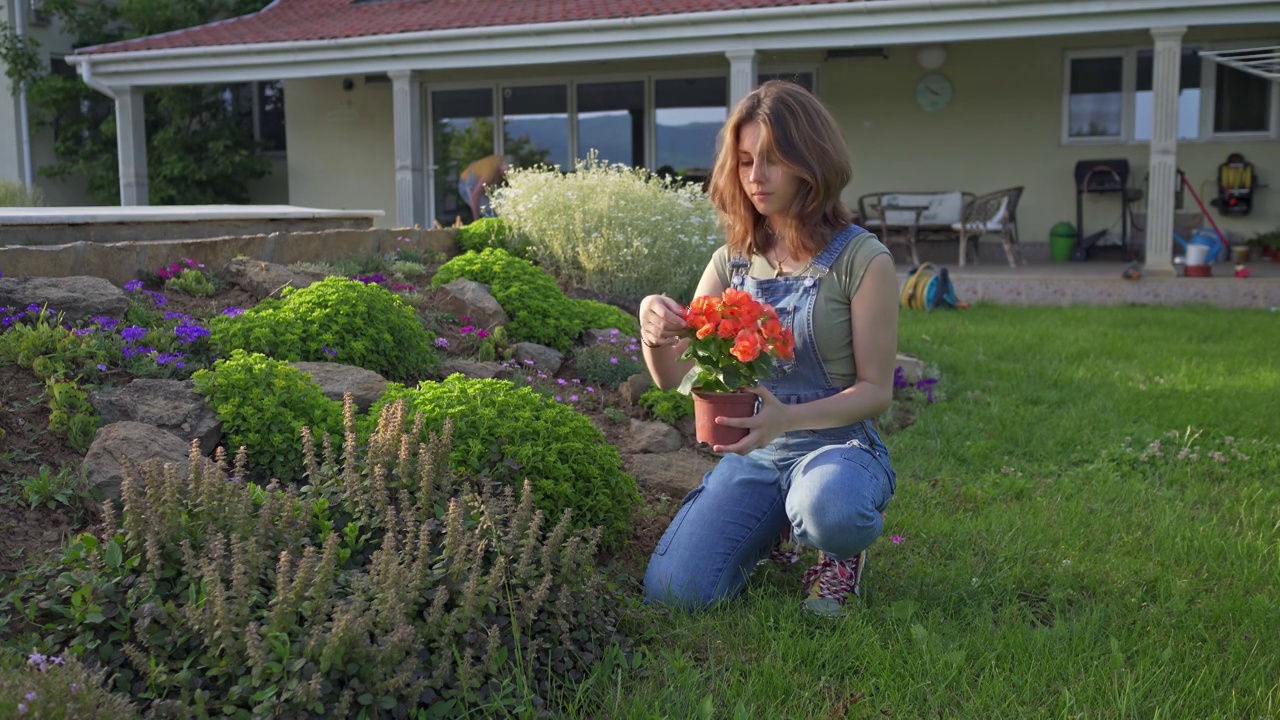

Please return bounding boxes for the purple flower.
[609,357,618,365]
[434,337,449,349]
[121,345,156,359]
[557,379,567,386]
[476,329,490,339]
[156,352,188,366]
[73,327,96,337]
[555,395,563,402]
[893,367,909,390]
[96,364,107,371]
[174,321,210,344]
[569,394,578,402]
[459,325,475,335]
[24,692,35,701]
[322,346,338,356]
[460,316,472,323]
[17,703,26,714]
[89,316,119,330]
[524,360,534,366]
[51,657,64,665]
[143,289,168,306]
[890,535,905,544]
[586,387,595,393]
[119,325,147,343]
[26,303,42,314]
[123,279,143,292]
[164,311,192,321]
[70,684,78,692]
[27,652,46,666]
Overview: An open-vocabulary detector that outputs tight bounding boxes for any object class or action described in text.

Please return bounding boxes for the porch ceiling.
[67,0,1280,89]
[1199,46,1280,82]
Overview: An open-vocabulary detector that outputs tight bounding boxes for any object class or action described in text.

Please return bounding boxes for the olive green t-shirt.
[709,230,890,389]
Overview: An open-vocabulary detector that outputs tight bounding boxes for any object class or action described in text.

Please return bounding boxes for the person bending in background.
[637,80,901,616]
[459,154,514,220]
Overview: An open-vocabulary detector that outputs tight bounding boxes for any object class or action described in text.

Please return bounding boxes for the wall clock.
[915,73,953,113]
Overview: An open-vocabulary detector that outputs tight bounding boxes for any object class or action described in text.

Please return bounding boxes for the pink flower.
[890,535,905,544]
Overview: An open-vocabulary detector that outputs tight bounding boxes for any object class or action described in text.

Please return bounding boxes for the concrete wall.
[0,227,457,284]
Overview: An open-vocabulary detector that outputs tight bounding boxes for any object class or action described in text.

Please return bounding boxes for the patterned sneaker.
[760,526,801,566]
[801,550,866,617]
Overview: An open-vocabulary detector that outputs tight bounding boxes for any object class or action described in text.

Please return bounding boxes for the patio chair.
[953,186,1024,267]
[857,190,973,266]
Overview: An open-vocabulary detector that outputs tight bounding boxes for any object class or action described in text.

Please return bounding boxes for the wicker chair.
[952,186,1024,267]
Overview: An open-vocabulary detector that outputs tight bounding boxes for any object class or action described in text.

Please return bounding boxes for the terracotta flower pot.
[692,390,758,447]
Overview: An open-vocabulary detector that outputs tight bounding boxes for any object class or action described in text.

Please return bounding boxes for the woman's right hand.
[638,294,689,349]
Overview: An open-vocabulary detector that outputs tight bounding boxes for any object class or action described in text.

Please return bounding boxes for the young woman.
[637,80,900,616]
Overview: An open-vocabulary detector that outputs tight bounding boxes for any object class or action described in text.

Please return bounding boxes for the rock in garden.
[624,448,718,498]
[0,276,128,323]
[620,372,654,405]
[626,419,683,454]
[511,342,563,375]
[438,278,509,330]
[219,257,325,300]
[289,362,389,412]
[82,421,193,502]
[88,379,222,455]
[440,359,504,380]
[896,352,929,384]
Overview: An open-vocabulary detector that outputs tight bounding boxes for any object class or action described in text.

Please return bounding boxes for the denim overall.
[643,225,898,610]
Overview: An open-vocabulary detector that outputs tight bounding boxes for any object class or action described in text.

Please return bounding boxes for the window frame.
[1061,43,1278,146]
[423,64,818,220]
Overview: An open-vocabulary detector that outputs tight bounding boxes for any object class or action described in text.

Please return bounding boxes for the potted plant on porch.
[676,287,795,447]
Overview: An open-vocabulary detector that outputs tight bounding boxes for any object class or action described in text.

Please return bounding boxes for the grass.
[567,304,1280,719]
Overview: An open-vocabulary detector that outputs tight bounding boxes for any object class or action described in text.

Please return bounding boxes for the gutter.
[78,58,117,98]
[13,0,34,189]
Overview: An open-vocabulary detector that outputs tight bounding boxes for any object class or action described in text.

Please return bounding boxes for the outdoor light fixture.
[915,45,947,70]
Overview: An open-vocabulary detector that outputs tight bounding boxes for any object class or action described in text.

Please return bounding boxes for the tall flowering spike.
[343,392,357,437]
[213,445,229,476]
[229,536,253,629]
[557,536,583,585]
[101,498,118,543]
[409,409,425,441]
[507,478,535,550]
[416,442,435,513]
[244,622,266,682]
[322,431,337,472]
[300,426,318,480]
[308,532,341,623]
[523,571,554,625]
[270,550,293,619]
[459,535,487,623]
[443,498,465,582]
[289,545,319,611]
[233,445,249,480]
[342,424,360,502]
[371,464,390,518]
[514,509,545,583]
[540,508,573,576]
[187,439,205,495]
[397,433,414,484]
[483,624,503,675]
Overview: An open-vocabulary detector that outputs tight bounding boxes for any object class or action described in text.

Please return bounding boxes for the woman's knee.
[786,444,891,559]
[643,556,730,611]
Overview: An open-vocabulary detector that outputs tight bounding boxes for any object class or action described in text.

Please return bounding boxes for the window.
[576,80,645,166]
[1066,56,1123,140]
[502,84,569,170]
[654,77,727,181]
[1214,63,1271,134]
[431,87,495,225]
[224,81,287,153]
[1064,45,1276,143]
[1134,49,1201,141]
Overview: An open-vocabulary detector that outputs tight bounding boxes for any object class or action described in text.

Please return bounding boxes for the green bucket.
[1050,221,1077,262]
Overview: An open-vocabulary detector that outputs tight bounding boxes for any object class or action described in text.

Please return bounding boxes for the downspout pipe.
[13,0,34,189]
[78,59,116,99]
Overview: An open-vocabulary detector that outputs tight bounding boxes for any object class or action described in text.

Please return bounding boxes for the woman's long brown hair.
[708,80,854,261]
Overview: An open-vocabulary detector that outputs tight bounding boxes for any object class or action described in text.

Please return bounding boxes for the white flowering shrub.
[489,154,722,304]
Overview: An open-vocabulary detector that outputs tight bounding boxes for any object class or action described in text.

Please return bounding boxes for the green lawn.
[570,305,1280,719]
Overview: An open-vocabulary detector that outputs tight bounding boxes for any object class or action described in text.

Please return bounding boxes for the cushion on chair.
[881,191,965,226]
[949,195,1009,233]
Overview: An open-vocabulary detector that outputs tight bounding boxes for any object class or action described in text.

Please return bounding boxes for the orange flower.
[730,328,763,363]
[684,296,721,330]
[696,322,717,340]
[715,317,741,339]
[772,328,796,361]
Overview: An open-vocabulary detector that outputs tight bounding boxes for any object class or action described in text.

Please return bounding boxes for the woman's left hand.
[712,384,791,454]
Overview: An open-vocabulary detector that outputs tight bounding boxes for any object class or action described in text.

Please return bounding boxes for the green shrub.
[0,179,44,207]
[10,402,624,717]
[207,276,440,382]
[456,217,531,258]
[191,350,343,483]
[166,268,216,297]
[369,375,639,547]
[432,247,637,352]
[46,379,101,453]
[639,386,694,425]
[490,153,721,304]
[0,648,138,718]
[0,306,115,383]
[573,331,644,390]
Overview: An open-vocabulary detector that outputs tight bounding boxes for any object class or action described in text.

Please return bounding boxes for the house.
[0,0,290,206]
[59,0,1280,271]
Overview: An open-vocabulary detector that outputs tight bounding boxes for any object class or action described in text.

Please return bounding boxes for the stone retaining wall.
[1,216,375,247]
[0,228,458,285]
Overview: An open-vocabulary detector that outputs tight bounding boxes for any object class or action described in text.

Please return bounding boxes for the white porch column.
[726,50,758,110]
[390,70,426,228]
[114,87,148,206]
[1143,26,1186,276]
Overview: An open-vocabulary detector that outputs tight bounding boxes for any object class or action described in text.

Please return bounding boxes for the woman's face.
[737,119,800,222]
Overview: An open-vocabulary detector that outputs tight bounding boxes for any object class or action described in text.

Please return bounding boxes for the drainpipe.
[78,58,116,99]
[13,0,34,189]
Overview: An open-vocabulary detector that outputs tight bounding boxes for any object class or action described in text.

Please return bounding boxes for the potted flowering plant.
[676,287,795,446]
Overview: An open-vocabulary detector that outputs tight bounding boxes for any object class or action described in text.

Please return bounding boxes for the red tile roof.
[80,0,865,55]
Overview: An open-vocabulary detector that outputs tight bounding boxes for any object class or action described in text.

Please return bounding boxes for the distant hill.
[502,115,721,172]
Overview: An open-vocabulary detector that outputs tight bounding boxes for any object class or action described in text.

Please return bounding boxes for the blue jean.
[643,422,896,610]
